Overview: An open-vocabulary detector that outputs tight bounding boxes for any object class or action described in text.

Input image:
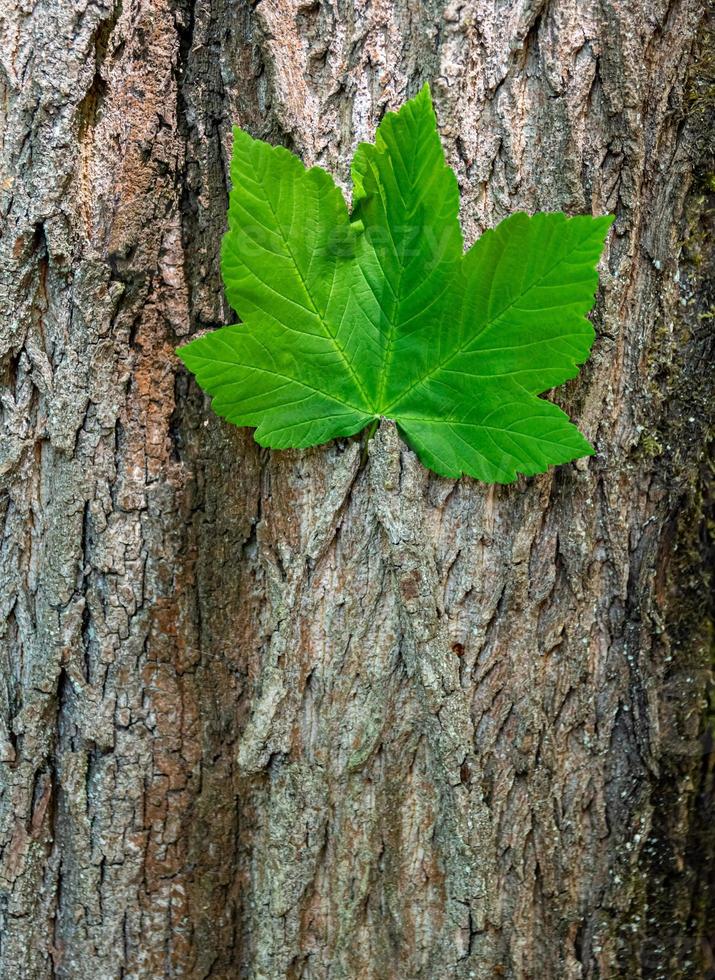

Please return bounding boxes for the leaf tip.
[582,439,597,458]
[595,212,616,236]
[417,80,432,101]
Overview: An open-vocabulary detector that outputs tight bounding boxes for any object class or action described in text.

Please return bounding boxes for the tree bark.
[1,0,712,977]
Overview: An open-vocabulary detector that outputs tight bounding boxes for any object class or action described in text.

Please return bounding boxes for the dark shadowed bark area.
[1,0,713,977]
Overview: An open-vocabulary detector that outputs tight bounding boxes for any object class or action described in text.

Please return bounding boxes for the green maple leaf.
[177,84,613,483]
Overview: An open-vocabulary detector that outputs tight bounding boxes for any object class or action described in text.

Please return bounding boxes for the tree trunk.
[1,0,712,977]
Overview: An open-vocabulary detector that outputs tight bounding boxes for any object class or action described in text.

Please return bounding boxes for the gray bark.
[0,0,712,977]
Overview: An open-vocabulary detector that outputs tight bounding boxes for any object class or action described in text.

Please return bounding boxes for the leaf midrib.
[251,156,375,411]
[188,352,370,416]
[363,127,447,414]
[382,239,596,414]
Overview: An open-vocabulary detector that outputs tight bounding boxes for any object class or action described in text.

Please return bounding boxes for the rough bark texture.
[0,0,713,977]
